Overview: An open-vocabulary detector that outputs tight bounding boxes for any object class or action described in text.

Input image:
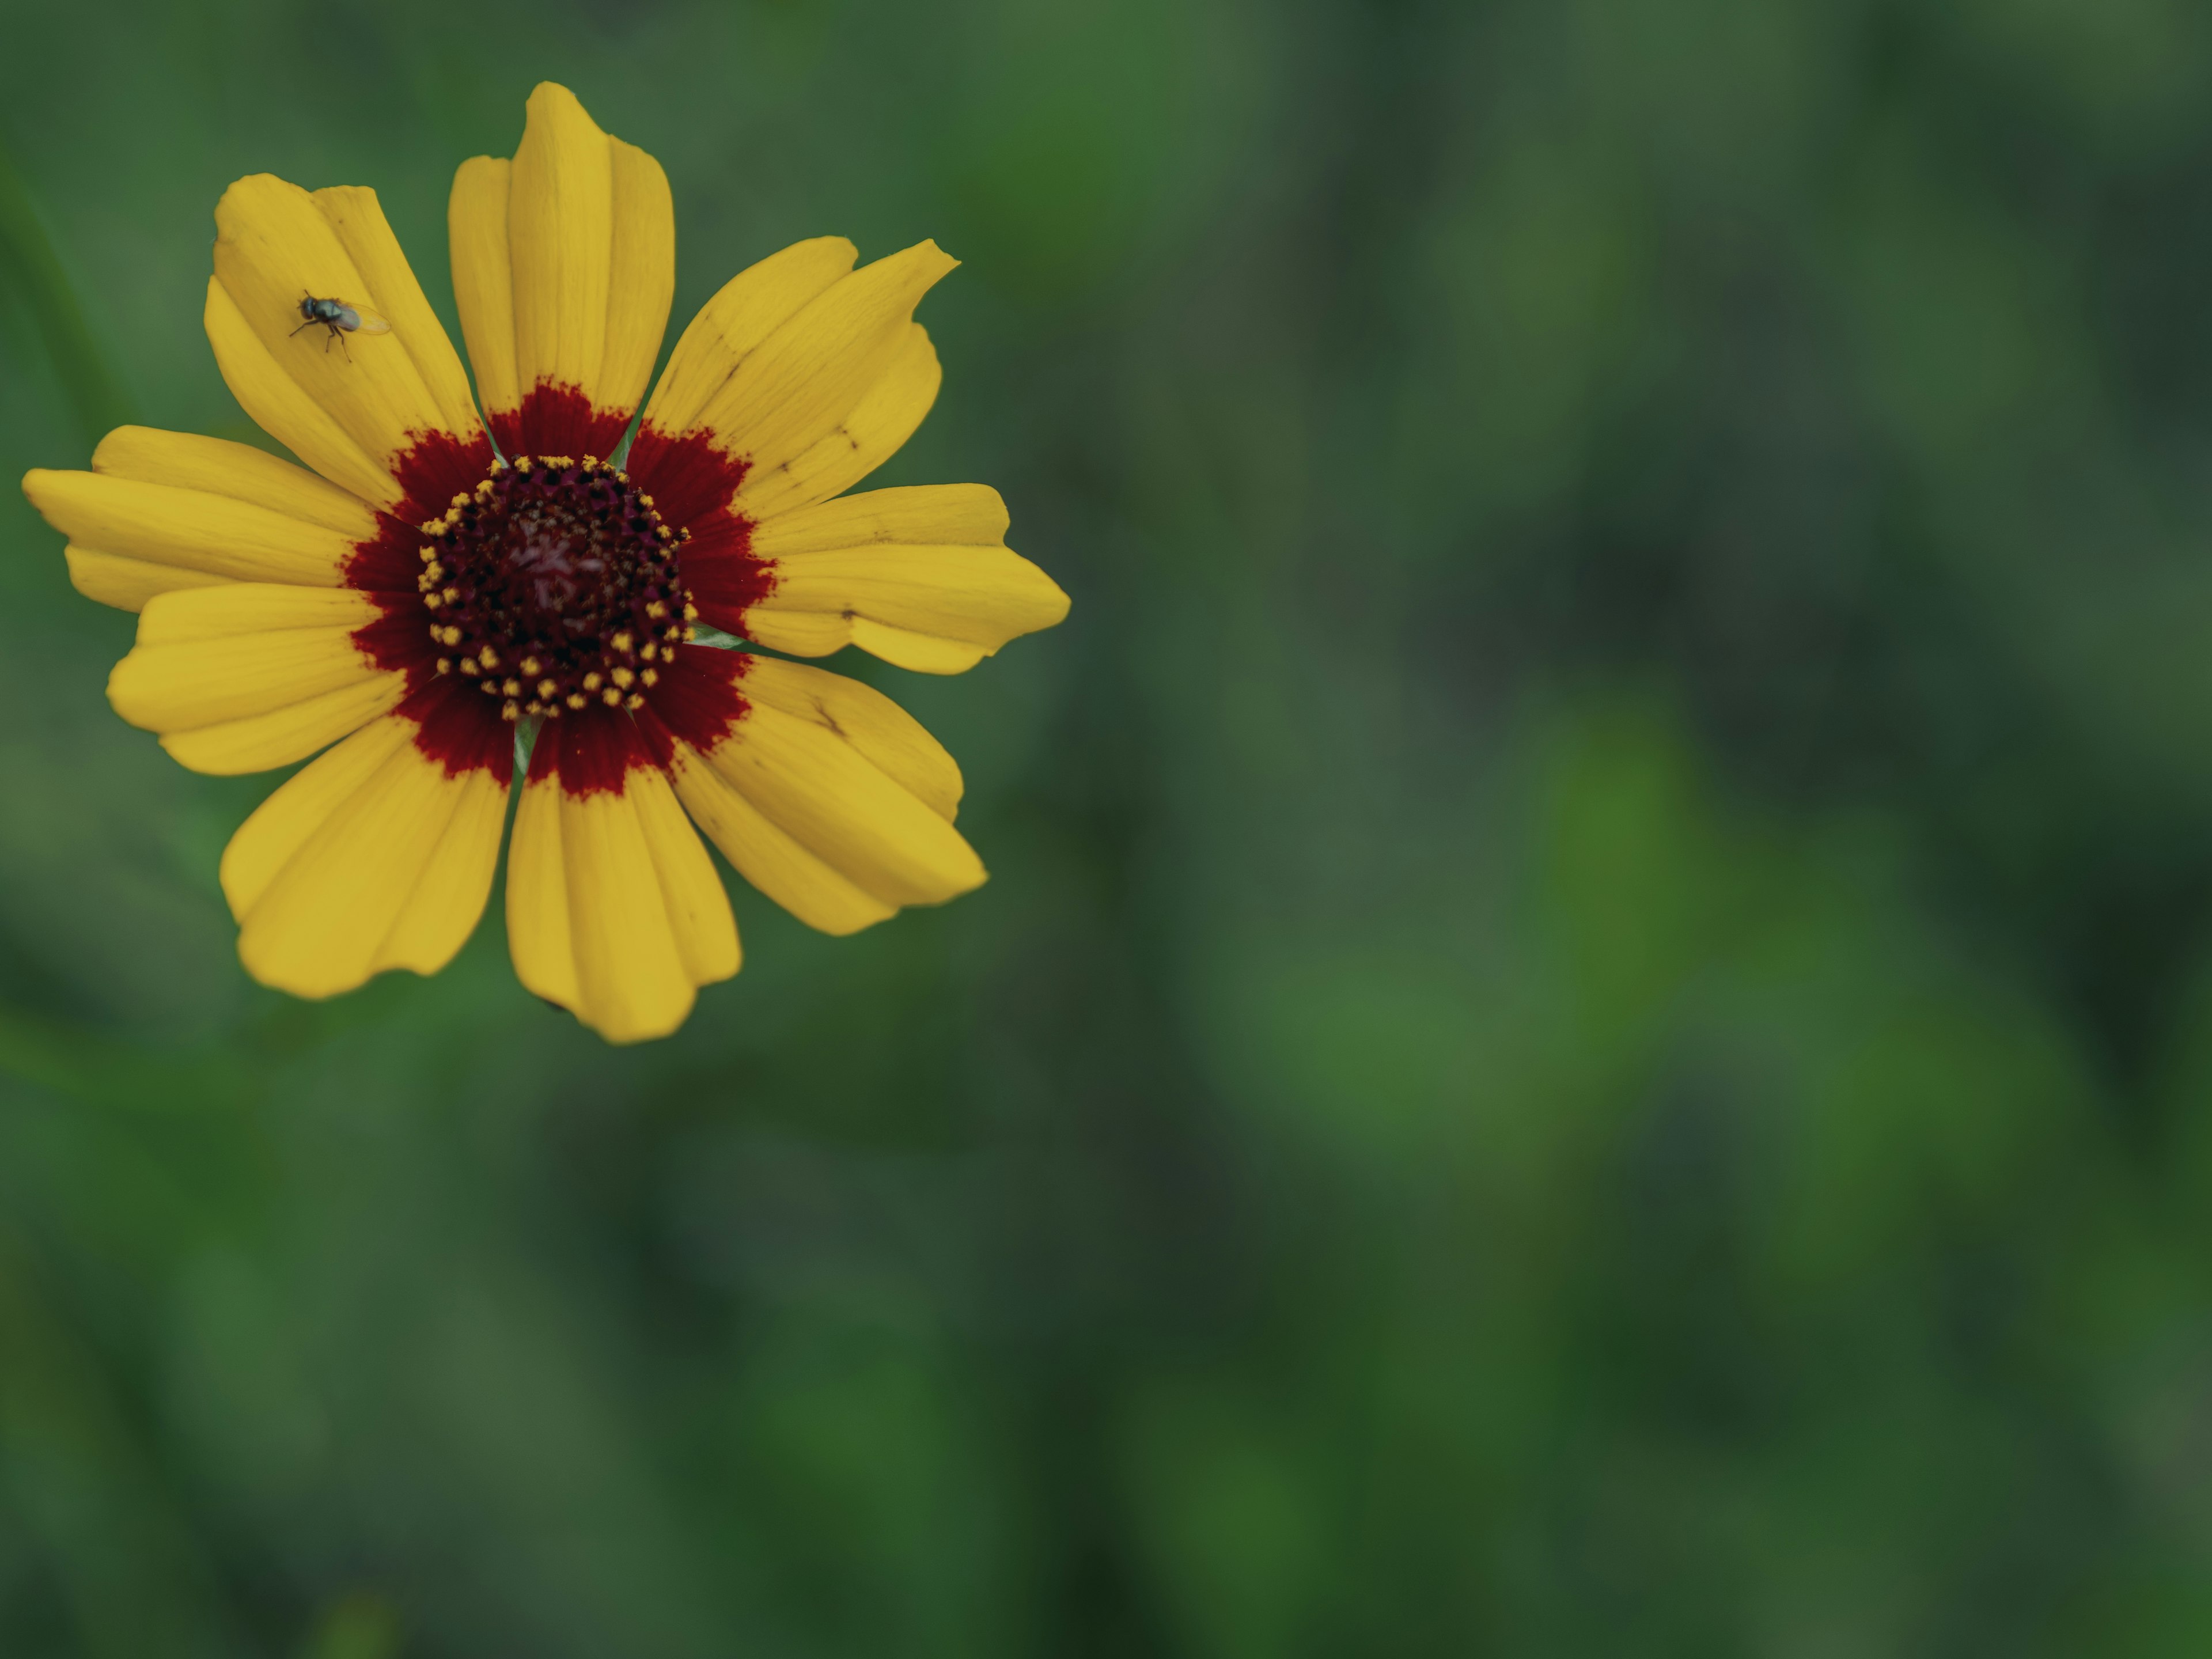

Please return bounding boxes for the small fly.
[290,292,391,361]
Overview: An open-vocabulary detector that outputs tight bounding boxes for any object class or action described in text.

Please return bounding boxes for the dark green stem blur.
[0,135,131,448]
[4,0,2212,1654]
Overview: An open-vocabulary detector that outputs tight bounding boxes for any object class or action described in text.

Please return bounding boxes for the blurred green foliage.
[4,0,2212,1653]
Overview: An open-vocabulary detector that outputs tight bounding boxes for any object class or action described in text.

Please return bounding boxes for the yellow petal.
[222,714,408,917]
[312,187,483,444]
[209,175,480,498]
[748,600,996,676]
[114,628,372,734]
[505,771,579,1012]
[505,723,739,1044]
[41,422,376,619]
[694,242,956,486]
[559,785,699,1044]
[451,84,673,434]
[695,662,982,910]
[734,323,941,520]
[640,237,857,440]
[65,546,232,611]
[116,583,391,769]
[745,483,1070,673]
[22,467,354,597]
[702,704,980,908]
[669,741,895,935]
[840,620,994,675]
[376,757,510,976]
[732,609,847,658]
[132,582,380,645]
[602,138,676,426]
[222,714,506,997]
[90,426,377,538]
[229,717,411,915]
[449,156,519,418]
[748,481,1007,555]
[630,762,740,987]
[737,655,963,820]
[204,277,396,509]
[509,83,613,403]
[161,676,407,777]
[107,585,389,741]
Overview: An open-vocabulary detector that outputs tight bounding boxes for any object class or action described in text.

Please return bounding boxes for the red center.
[419,454,692,723]
[343,390,781,795]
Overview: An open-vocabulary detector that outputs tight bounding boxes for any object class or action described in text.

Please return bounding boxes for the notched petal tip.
[526,81,592,122]
[906,238,959,276]
[741,483,1071,672]
[225,716,506,997]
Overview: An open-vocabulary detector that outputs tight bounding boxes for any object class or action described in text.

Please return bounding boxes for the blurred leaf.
[299,1593,401,1659]
[0,130,129,447]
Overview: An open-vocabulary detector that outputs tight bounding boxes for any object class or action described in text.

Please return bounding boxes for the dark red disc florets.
[416,454,699,723]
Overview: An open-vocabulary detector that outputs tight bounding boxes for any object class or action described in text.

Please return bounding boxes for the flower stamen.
[419,456,698,722]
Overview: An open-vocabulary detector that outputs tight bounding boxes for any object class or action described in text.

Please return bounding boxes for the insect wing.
[340,302,393,336]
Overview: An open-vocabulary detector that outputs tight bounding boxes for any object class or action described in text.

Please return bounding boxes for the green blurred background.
[3,0,2212,1652]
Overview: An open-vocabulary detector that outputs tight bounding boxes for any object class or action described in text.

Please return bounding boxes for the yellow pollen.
[683,603,699,620]
[415,451,698,737]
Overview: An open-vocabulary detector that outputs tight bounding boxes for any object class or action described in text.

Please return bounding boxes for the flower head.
[22,84,1068,1043]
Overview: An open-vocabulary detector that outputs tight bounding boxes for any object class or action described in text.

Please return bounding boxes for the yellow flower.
[20,84,1069,1043]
